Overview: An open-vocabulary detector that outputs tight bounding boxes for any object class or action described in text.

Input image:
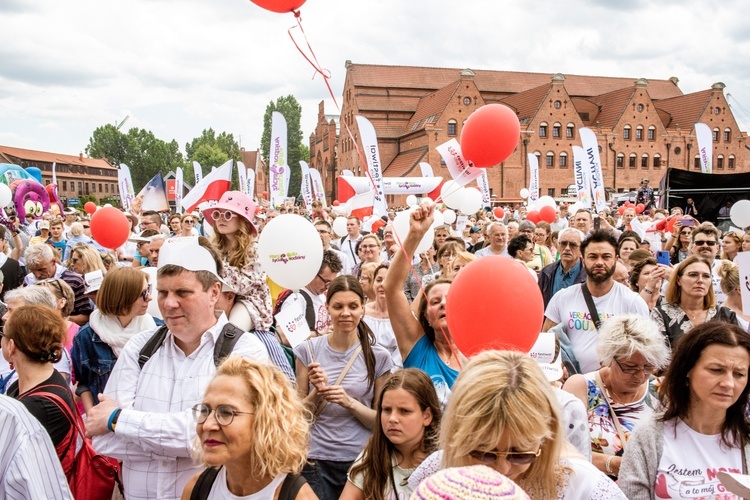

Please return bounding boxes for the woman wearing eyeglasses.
[352,234,385,280]
[202,191,273,334]
[168,213,182,237]
[182,356,316,499]
[410,350,625,499]
[71,267,156,414]
[650,255,739,349]
[179,213,198,237]
[563,315,670,481]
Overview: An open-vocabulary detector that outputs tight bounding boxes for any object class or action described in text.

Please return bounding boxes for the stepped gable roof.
[405,81,462,132]
[0,145,115,168]
[653,88,713,130]
[585,86,637,129]
[345,63,683,99]
[384,147,428,177]
[500,83,552,122]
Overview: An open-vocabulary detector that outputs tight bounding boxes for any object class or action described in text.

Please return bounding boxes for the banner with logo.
[572,146,594,209]
[270,111,289,207]
[246,167,255,198]
[695,122,713,174]
[579,128,607,212]
[436,138,482,186]
[337,176,443,202]
[193,161,203,186]
[355,115,388,215]
[477,170,492,210]
[237,161,247,197]
[175,167,184,214]
[308,169,326,206]
[118,163,136,212]
[528,153,539,206]
[299,161,314,209]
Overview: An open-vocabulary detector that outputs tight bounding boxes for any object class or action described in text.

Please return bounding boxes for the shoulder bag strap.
[278,473,307,500]
[190,467,222,500]
[213,323,246,367]
[581,283,602,331]
[138,325,170,369]
[594,371,629,449]
[312,345,363,419]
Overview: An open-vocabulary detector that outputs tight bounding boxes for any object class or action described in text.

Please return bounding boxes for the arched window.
[623,125,632,140]
[712,127,720,141]
[539,122,548,138]
[448,119,457,136]
[694,155,701,169]
[566,123,575,139]
[616,152,624,168]
[559,151,568,167]
[641,153,649,168]
[533,151,542,165]
[653,153,661,168]
[724,128,731,142]
[629,153,637,168]
[729,155,736,169]
[717,154,725,169]
[552,122,562,138]
[546,151,555,167]
[635,125,644,141]
[648,125,656,141]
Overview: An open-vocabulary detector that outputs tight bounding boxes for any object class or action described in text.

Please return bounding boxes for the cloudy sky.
[2,0,749,160]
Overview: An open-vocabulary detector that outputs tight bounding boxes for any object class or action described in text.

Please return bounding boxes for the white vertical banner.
[270,111,289,207]
[118,163,136,211]
[579,128,607,212]
[355,115,388,214]
[246,168,255,198]
[193,161,203,186]
[527,153,539,206]
[419,162,434,177]
[309,169,326,206]
[436,138,482,186]
[52,162,57,185]
[476,170,492,210]
[572,146,594,209]
[695,122,713,174]
[237,161,248,196]
[737,252,750,313]
[299,161,314,209]
[175,167,184,214]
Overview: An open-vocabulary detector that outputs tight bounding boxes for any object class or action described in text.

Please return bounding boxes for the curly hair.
[211,217,256,269]
[195,356,310,477]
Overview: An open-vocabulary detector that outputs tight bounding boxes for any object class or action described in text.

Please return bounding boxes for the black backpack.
[190,467,307,500]
[138,323,245,370]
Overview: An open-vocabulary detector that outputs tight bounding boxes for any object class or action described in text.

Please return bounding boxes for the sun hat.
[63,207,77,215]
[411,465,529,500]
[38,220,50,230]
[202,191,258,235]
[157,237,227,287]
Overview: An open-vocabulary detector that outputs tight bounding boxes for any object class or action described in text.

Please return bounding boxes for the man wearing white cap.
[89,236,269,500]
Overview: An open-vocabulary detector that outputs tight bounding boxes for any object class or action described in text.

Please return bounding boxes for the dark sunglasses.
[141,284,152,302]
[693,240,717,247]
[469,448,542,465]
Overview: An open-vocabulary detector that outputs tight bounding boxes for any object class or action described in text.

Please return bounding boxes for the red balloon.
[539,206,556,224]
[447,256,543,355]
[636,203,645,214]
[624,201,632,207]
[261,191,268,198]
[526,210,541,224]
[332,200,340,206]
[618,206,625,215]
[493,207,505,219]
[249,0,306,13]
[90,207,131,249]
[460,104,521,168]
[666,216,678,233]
[84,202,97,214]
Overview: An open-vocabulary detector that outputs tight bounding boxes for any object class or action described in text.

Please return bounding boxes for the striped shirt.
[0,395,72,499]
[92,313,269,500]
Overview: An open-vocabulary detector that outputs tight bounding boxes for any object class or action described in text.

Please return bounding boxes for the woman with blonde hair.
[718,259,750,329]
[67,243,107,277]
[179,213,198,237]
[444,251,476,280]
[35,278,78,351]
[182,356,316,499]
[411,350,624,499]
[358,261,379,304]
[721,231,743,261]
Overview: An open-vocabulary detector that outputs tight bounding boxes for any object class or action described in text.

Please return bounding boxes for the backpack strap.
[213,323,245,367]
[278,474,307,500]
[190,467,222,500]
[298,289,316,331]
[138,325,170,369]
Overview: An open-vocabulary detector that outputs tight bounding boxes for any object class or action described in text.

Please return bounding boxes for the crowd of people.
[0,190,749,499]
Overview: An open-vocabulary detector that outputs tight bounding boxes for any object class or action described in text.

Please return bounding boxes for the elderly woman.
[563,315,670,480]
[424,240,465,285]
[721,231,743,261]
[650,255,738,348]
[35,278,78,351]
[619,322,750,498]
[181,357,315,499]
[718,260,750,330]
[628,257,668,310]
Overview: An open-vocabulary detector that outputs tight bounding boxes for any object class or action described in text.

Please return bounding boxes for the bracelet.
[643,288,654,295]
[605,455,616,476]
[107,408,122,433]
[661,238,668,243]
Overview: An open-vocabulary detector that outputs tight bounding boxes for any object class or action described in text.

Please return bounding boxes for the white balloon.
[536,196,557,210]
[103,203,113,208]
[519,188,530,199]
[393,208,434,255]
[443,209,457,225]
[257,214,324,291]
[405,194,418,207]
[441,181,467,210]
[332,216,348,237]
[460,188,484,215]
[730,200,750,228]
[432,209,445,228]
[0,184,11,207]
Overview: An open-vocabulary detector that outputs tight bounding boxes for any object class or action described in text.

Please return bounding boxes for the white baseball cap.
[84,270,104,295]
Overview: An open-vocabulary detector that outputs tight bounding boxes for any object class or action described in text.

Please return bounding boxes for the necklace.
[683,307,707,323]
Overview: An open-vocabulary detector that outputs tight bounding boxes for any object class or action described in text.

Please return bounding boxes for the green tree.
[185,128,242,189]
[85,124,133,167]
[260,96,308,201]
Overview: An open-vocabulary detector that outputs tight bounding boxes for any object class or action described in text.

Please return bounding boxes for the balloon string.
[433,167,476,206]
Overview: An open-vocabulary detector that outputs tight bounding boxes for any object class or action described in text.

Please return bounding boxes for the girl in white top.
[364,263,402,369]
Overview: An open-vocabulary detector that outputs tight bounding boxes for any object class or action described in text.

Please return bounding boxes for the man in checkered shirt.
[88,237,269,500]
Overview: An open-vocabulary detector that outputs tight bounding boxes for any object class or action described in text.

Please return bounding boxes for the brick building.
[0,145,118,206]
[240,148,267,199]
[310,62,748,204]
[307,101,340,200]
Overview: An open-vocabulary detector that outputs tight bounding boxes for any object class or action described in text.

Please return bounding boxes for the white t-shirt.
[475,246,509,258]
[656,419,742,499]
[545,282,649,373]
[207,467,286,499]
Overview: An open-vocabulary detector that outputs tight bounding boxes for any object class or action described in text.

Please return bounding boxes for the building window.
[448,119,457,136]
[623,125,631,140]
[539,122,548,138]
[712,128,719,142]
[91,184,95,192]
[463,97,471,106]
[729,155,736,169]
[77,182,82,193]
[717,155,724,169]
[635,125,644,141]
[559,152,568,167]
[99,183,103,192]
[637,104,644,112]
[653,154,661,168]
[648,125,656,141]
[105,184,109,193]
[554,100,562,109]
[724,128,731,142]
[641,154,649,168]
[566,123,575,139]
[694,155,701,169]
[561,187,569,196]
[616,153,624,168]
[629,153,637,168]
[552,122,561,138]
[546,152,554,167]
[547,188,555,196]
[62,181,67,191]
[533,151,542,166]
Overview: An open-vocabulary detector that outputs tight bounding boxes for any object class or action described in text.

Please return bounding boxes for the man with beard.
[542,230,648,373]
[538,227,586,308]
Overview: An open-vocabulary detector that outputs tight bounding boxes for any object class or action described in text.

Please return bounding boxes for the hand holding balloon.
[409,201,436,237]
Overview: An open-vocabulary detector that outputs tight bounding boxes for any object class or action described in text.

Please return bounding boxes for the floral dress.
[221,241,273,330]
[650,302,738,348]
[584,372,660,457]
